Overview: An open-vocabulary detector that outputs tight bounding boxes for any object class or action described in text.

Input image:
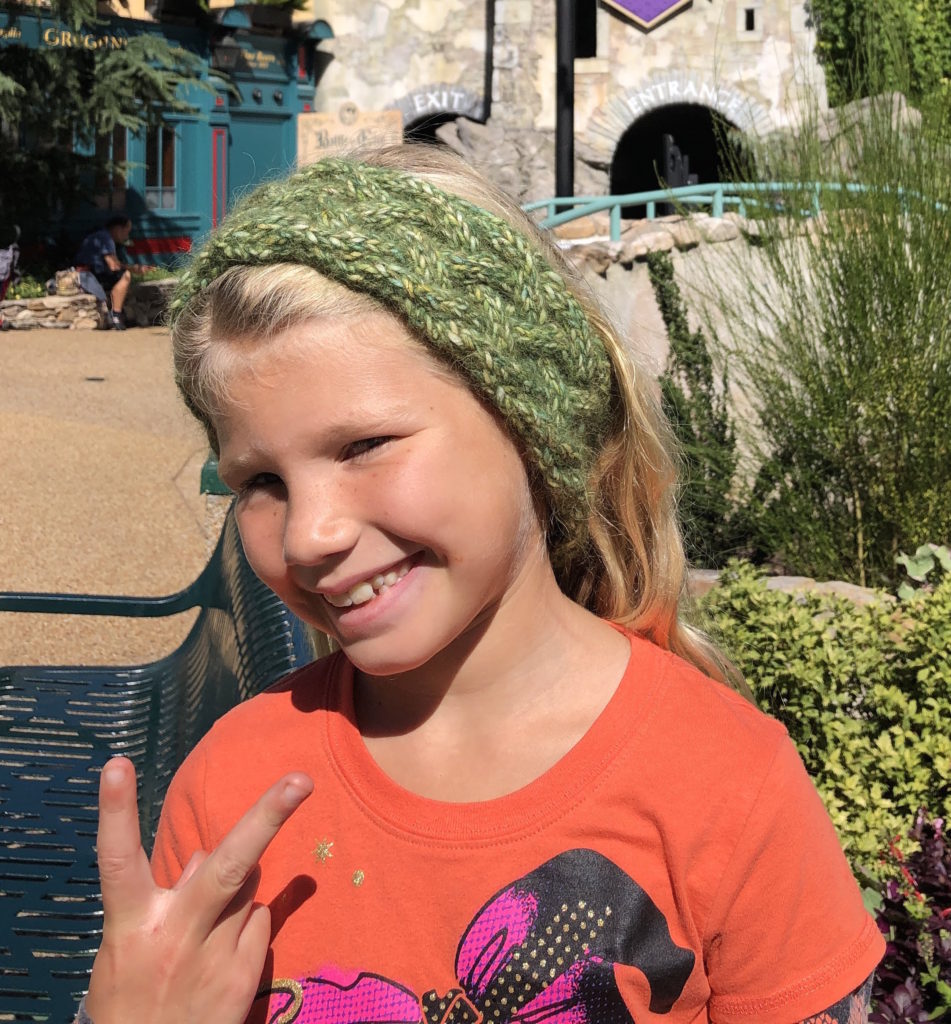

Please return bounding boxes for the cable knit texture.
[170,157,613,560]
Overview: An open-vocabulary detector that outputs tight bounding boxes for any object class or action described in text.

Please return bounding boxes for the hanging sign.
[602,0,692,31]
[298,102,403,165]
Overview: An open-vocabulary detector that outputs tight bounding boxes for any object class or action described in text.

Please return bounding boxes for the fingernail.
[283,780,312,805]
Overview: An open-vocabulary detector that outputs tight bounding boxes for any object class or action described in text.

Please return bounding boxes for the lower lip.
[324,559,421,632]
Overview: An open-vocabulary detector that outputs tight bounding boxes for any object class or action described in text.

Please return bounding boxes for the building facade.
[310,0,826,201]
[0,2,331,263]
[2,0,825,264]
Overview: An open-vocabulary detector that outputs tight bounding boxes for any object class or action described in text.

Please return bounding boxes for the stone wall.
[0,278,177,330]
[0,294,101,330]
[308,0,826,201]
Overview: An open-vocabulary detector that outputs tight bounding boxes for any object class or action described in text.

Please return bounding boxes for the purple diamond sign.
[603,0,693,31]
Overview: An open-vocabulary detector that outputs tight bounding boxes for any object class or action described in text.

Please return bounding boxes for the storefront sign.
[41,26,128,49]
[602,0,692,31]
[298,103,403,164]
[237,47,281,73]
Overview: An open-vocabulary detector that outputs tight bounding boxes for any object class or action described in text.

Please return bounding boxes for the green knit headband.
[170,157,614,559]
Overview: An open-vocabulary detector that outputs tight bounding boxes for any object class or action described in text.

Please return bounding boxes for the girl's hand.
[83,756,313,1024]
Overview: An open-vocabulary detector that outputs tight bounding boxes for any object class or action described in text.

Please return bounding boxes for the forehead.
[211,312,466,425]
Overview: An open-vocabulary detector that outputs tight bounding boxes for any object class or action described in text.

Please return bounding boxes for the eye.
[235,471,282,495]
[344,436,393,460]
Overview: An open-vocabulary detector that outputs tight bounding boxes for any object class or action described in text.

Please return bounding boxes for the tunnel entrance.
[609,104,751,217]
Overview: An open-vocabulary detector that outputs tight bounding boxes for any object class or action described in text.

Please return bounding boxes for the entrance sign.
[298,103,403,165]
[602,0,692,31]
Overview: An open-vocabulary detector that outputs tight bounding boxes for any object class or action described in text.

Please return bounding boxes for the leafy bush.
[5,275,46,300]
[646,250,741,568]
[696,563,951,870]
[867,811,951,1021]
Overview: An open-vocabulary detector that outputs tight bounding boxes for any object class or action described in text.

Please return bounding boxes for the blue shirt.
[75,228,117,276]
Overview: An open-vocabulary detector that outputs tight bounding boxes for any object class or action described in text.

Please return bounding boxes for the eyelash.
[233,437,393,493]
[344,436,394,460]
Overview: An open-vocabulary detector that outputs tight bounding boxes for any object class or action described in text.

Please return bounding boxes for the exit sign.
[603,0,692,30]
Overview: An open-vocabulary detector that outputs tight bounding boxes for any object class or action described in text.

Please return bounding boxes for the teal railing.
[523,181,944,241]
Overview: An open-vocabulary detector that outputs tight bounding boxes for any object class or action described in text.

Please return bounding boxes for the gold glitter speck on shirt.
[312,838,334,864]
[352,869,365,886]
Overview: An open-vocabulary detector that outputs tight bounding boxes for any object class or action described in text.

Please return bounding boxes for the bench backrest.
[0,508,315,1022]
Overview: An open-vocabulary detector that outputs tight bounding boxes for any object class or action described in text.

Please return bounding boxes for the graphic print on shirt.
[254,849,695,1023]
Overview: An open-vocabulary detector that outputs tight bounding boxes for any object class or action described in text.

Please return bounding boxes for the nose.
[281,485,359,577]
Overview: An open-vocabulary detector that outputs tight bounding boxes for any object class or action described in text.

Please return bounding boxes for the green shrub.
[696,564,951,875]
[702,75,951,588]
[646,250,741,568]
[6,275,46,300]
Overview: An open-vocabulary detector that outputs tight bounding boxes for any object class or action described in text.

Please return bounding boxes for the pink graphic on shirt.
[259,849,694,1023]
[258,968,422,1024]
[456,887,538,998]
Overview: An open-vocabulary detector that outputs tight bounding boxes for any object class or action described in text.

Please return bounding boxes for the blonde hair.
[171,144,750,698]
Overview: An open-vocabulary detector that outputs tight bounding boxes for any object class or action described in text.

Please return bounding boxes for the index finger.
[96,756,155,922]
[185,772,313,936]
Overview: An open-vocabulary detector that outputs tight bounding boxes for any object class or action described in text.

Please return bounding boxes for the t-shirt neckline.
[323,630,665,845]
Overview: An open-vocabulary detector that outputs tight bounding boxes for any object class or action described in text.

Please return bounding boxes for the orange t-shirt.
[151,632,884,1023]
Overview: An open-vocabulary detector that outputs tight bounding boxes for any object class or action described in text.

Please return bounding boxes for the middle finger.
[183,773,312,937]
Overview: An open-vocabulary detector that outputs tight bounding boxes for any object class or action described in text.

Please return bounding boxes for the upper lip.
[315,554,416,597]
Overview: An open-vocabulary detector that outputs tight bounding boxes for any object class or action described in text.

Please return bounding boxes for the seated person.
[74,215,132,330]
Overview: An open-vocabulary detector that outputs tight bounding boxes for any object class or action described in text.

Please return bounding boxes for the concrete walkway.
[0,326,213,665]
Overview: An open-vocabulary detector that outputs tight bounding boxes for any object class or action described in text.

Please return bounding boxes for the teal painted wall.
[1,12,322,268]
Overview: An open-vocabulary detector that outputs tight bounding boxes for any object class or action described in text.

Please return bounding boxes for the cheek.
[234,499,287,581]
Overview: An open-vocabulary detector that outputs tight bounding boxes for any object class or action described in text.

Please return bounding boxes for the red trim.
[126,236,192,256]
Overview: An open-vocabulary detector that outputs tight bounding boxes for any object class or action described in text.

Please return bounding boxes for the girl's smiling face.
[214,312,551,678]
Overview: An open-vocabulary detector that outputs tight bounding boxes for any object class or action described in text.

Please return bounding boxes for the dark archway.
[609,104,751,216]
[403,112,460,144]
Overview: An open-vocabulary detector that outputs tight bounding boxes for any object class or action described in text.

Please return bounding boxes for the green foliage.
[646,250,741,568]
[697,563,951,876]
[897,543,951,600]
[809,0,951,110]
[6,274,46,299]
[704,78,951,588]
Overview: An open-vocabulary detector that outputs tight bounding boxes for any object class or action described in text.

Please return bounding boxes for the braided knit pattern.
[170,157,613,556]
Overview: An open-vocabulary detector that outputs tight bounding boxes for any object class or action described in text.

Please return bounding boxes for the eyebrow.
[217,407,420,480]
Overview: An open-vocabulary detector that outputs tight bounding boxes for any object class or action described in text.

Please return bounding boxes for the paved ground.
[0,326,214,665]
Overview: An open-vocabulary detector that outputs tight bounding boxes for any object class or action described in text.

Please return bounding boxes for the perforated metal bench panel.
[0,510,313,1021]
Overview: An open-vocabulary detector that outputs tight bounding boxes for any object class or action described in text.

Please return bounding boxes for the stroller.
[0,225,21,329]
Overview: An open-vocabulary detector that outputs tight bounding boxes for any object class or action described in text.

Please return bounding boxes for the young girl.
[82,144,883,1024]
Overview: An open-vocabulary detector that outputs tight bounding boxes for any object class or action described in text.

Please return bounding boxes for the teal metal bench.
[0,507,316,1022]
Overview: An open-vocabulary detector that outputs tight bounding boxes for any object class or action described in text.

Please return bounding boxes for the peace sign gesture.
[82,756,313,1024]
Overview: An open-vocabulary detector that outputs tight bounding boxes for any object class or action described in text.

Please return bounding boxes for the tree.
[808,0,951,110]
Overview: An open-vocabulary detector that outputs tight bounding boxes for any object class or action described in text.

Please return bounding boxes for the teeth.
[323,559,413,609]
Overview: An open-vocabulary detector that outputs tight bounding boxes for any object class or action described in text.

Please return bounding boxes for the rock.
[551,212,612,240]
[569,240,620,276]
[618,226,674,262]
[125,277,177,327]
[697,217,740,243]
[665,218,703,251]
[687,569,720,598]
[811,580,896,606]
[765,575,817,594]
